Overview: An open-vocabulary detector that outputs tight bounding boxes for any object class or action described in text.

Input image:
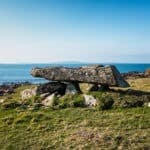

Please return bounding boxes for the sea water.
[0,63,149,85]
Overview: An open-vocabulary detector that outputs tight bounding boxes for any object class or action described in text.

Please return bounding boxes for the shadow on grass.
[109,88,150,96]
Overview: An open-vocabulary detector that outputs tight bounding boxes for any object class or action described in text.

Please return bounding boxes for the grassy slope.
[0,108,149,149]
[128,78,150,92]
[0,78,150,150]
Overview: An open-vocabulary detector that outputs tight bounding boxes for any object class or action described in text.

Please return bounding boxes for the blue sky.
[0,0,150,63]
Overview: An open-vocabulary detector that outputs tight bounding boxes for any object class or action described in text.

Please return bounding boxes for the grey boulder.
[31,65,129,87]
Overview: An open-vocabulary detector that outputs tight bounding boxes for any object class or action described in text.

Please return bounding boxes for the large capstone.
[31,65,129,87]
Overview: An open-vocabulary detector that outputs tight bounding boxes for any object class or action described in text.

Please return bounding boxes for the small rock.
[144,102,150,107]
[0,99,5,104]
[21,87,37,100]
[0,85,14,96]
[83,94,97,107]
[42,93,56,107]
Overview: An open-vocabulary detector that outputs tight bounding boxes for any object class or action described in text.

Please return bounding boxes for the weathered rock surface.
[31,65,129,87]
[121,71,145,79]
[121,68,150,79]
[79,83,109,93]
[65,83,81,95]
[79,83,99,93]
[144,102,150,107]
[36,82,66,95]
[0,99,5,104]
[83,94,97,107]
[42,93,56,107]
[21,87,37,100]
[0,83,31,96]
[0,84,17,96]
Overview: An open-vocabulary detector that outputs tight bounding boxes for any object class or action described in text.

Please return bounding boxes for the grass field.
[0,107,149,149]
[128,78,150,92]
[0,78,150,149]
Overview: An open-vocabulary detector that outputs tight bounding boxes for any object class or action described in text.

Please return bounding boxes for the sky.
[0,0,150,63]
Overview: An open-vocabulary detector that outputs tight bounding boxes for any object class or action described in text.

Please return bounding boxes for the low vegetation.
[0,107,149,149]
[128,78,150,92]
[0,78,149,149]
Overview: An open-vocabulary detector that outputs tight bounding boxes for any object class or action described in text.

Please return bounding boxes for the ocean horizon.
[0,63,149,85]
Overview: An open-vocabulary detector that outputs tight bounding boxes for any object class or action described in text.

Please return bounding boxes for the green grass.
[0,78,150,149]
[0,107,149,149]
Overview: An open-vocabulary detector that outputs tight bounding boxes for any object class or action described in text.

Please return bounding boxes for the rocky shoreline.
[121,70,150,79]
[0,82,31,96]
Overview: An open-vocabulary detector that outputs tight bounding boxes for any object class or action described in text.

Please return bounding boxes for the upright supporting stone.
[65,82,81,95]
[79,83,99,93]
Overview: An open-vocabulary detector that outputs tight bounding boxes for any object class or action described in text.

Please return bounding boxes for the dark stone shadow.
[109,88,150,96]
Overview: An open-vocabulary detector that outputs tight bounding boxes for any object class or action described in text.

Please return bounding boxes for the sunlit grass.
[0,78,150,149]
[128,78,150,92]
[0,107,150,149]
